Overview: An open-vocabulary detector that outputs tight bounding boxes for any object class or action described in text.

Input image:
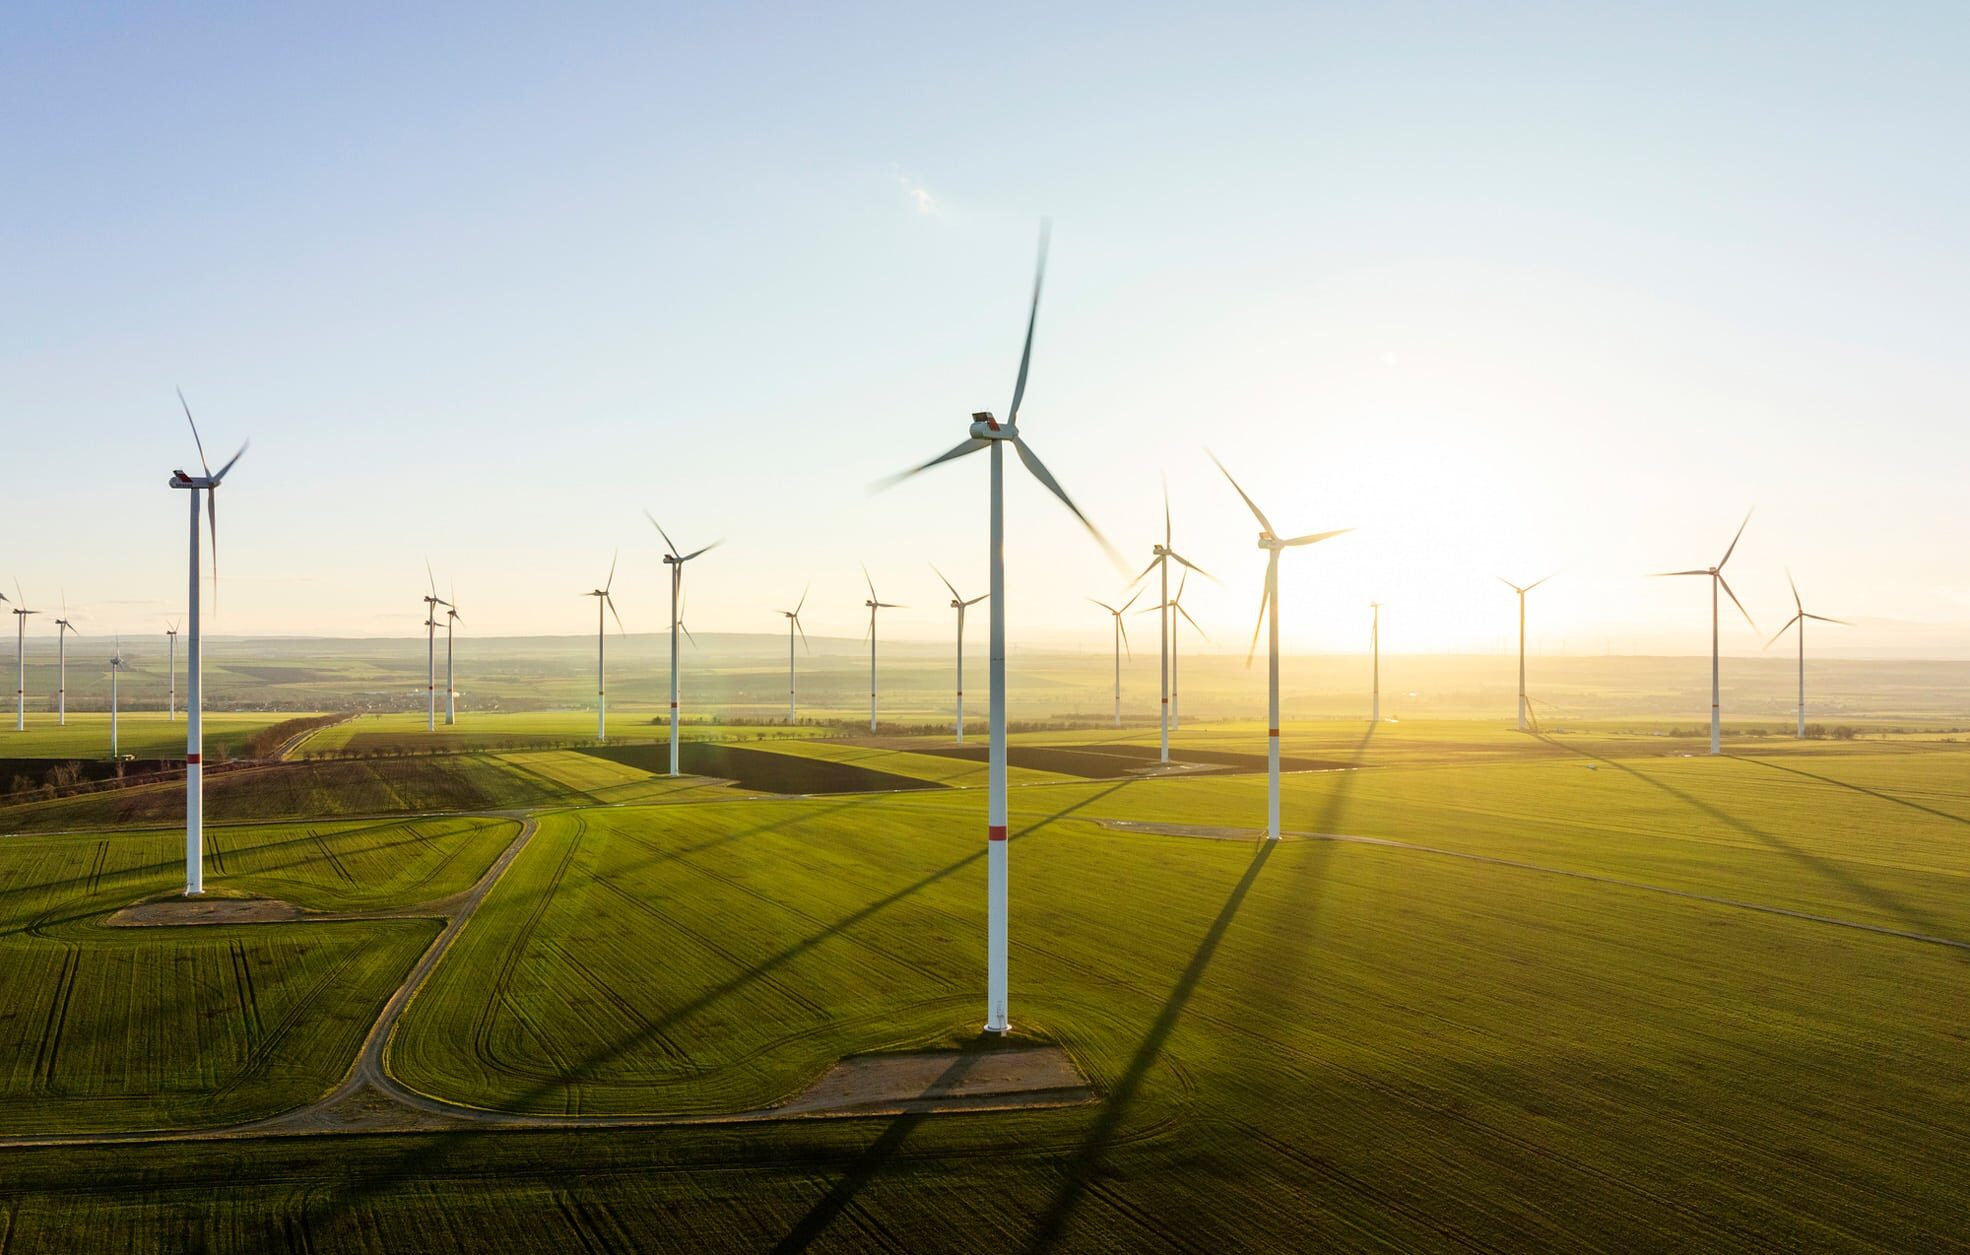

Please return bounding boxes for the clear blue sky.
[5,2,1967,657]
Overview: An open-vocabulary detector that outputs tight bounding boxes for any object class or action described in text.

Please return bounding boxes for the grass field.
[0,711,302,762]
[5,723,1970,1248]
[0,816,516,1136]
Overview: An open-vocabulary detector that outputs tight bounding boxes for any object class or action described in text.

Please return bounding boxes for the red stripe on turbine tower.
[988,825,1009,841]
[186,753,201,764]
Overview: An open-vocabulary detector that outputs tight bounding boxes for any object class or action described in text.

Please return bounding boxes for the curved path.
[1,808,1087,1149]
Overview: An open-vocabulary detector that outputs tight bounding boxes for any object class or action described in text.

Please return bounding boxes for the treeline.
[240,713,351,761]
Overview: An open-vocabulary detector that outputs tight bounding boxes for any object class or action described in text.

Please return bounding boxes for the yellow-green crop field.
[5,722,1970,1250]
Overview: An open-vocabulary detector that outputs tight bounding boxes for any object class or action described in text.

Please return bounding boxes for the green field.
[5,721,1970,1248]
[0,711,301,762]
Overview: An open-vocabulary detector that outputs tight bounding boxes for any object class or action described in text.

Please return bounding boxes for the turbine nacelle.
[968,411,1014,439]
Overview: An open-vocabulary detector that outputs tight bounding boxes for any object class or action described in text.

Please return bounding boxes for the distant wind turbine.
[421,561,450,733]
[1135,488,1211,762]
[1090,589,1141,727]
[862,567,904,734]
[1652,510,1757,756]
[108,637,124,758]
[444,588,462,726]
[1767,570,1848,738]
[876,220,1118,1033]
[54,597,78,726]
[10,582,34,731]
[169,388,248,896]
[647,514,721,777]
[933,566,987,743]
[166,620,180,721]
[1212,452,1351,840]
[1141,569,1209,727]
[776,587,810,724]
[1498,574,1554,732]
[583,552,624,742]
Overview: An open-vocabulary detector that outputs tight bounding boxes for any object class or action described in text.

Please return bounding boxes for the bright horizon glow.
[6,5,1968,659]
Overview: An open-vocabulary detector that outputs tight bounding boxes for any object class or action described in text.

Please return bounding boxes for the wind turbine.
[647,514,721,778]
[108,637,124,758]
[776,588,810,724]
[421,561,450,732]
[1211,452,1351,840]
[444,588,461,726]
[1767,571,1848,738]
[933,567,988,743]
[1498,574,1554,732]
[1089,589,1141,727]
[54,598,77,726]
[1368,601,1382,723]
[166,620,180,721]
[1652,510,1757,756]
[861,567,904,734]
[10,582,35,731]
[878,220,1117,1033]
[1134,489,1211,762]
[1141,569,1209,727]
[583,552,624,742]
[169,388,247,896]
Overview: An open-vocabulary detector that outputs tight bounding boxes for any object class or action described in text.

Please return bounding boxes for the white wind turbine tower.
[1143,569,1210,727]
[583,552,624,742]
[647,515,721,777]
[169,389,247,896]
[166,620,180,721]
[878,220,1119,1034]
[10,583,35,731]
[776,588,810,724]
[1212,453,1351,840]
[54,598,78,726]
[1134,490,1211,762]
[1089,589,1141,727]
[1652,510,1757,756]
[933,567,988,743]
[421,562,450,733]
[1498,574,1554,732]
[108,637,124,758]
[1368,601,1382,723]
[861,567,904,734]
[444,588,461,726]
[1767,570,1848,739]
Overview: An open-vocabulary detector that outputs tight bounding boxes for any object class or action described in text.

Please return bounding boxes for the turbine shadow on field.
[1258,723,1378,1003]
[1738,756,1970,829]
[770,1042,994,1254]
[310,782,1130,1233]
[1027,839,1277,1252]
[1537,736,1956,944]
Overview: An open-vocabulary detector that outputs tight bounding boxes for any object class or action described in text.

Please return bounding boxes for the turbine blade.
[1163,479,1172,549]
[210,442,247,482]
[208,491,220,614]
[426,558,438,600]
[177,387,212,476]
[932,564,961,602]
[1765,614,1802,649]
[1177,602,1210,641]
[1787,567,1801,614]
[1718,508,1754,569]
[1164,549,1217,581]
[1006,218,1050,425]
[873,437,988,491]
[1090,598,1117,614]
[680,541,722,562]
[1120,587,1143,612]
[1012,435,1124,568]
[1246,559,1275,668]
[605,549,619,594]
[1650,570,1712,578]
[795,616,811,653]
[795,585,808,616]
[1497,575,1523,594]
[1718,574,1757,632]
[964,593,988,607]
[1282,527,1352,548]
[863,564,877,601]
[606,593,625,635]
[1174,569,1189,602]
[1133,555,1161,584]
[643,512,680,559]
[1208,450,1275,536]
[1118,614,1131,658]
[1804,613,1850,625]
[1524,571,1557,593]
[681,621,698,648]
